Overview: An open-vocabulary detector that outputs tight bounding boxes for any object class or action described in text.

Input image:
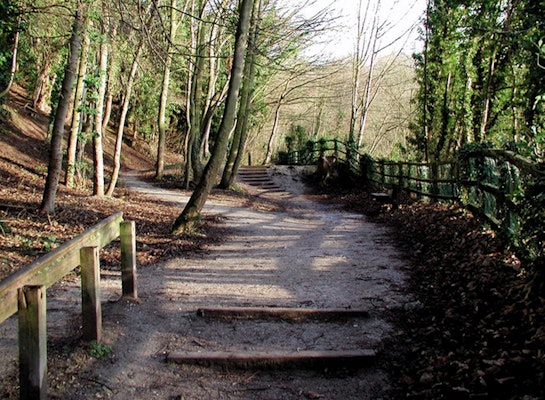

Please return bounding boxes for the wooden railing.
[277,139,361,176]
[0,212,137,399]
[367,159,459,201]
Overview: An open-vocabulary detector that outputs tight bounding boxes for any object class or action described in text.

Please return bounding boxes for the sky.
[298,0,427,60]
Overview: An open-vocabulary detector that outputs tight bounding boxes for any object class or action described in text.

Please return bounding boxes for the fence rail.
[0,212,137,399]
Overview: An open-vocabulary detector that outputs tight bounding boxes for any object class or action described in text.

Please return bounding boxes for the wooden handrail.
[0,212,137,399]
[0,212,126,324]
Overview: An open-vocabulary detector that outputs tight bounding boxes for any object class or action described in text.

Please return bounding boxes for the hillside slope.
[0,85,214,281]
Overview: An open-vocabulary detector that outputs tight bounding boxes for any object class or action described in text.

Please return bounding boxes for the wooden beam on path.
[167,349,376,369]
[196,307,370,321]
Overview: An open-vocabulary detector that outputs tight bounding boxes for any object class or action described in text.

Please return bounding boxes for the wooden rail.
[0,212,137,399]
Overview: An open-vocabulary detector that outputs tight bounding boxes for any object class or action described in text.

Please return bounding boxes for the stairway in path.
[236,165,284,193]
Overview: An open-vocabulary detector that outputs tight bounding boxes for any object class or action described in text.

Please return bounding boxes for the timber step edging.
[167,349,377,369]
[196,307,370,321]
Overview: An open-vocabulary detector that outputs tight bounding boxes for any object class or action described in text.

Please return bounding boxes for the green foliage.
[127,71,161,142]
[285,124,308,151]
[89,341,112,359]
[0,219,10,235]
[458,142,493,160]
[514,172,545,265]
[41,235,57,252]
[0,1,20,91]
[410,0,543,161]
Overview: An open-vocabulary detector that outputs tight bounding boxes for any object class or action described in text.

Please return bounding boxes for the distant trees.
[254,0,421,162]
[17,0,534,217]
[349,0,419,150]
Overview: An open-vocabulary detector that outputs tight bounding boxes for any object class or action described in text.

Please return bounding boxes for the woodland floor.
[1,86,545,399]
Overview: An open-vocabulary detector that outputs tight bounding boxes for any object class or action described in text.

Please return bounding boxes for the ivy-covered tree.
[520,0,545,160]
[410,0,544,162]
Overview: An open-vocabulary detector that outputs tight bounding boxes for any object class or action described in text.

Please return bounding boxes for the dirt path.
[1,169,410,399]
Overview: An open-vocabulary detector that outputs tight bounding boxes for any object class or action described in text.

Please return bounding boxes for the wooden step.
[196,307,370,321]
[167,349,377,369]
[238,172,270,176]
[238,175,270,180]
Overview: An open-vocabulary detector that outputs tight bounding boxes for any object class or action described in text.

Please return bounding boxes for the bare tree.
[106,1,155,196]
[349,0,419,149]
[263,62,338,164]
[156,0,187,180]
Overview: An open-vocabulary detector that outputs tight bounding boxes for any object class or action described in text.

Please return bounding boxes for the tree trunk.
[156,51,172,180]
[66,30,90,188]
[0,20,20,98]
[102,91,113,131]
[93,20,108,197]
[348,0,369,143]
[219,0,261,189]
[434,70,451,161]
[172,0,254,234]
[40,2,84,213]
[183,0,206,189]
[101,25,117,133]
[356,30,378,149]
[106,38,144,196]
[479,44,497,141]
[264,94,284,165]
[156,0,181,180]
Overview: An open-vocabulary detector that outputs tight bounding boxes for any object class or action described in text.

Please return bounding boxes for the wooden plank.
[120,221,137,299]
[18,285,47,400]
[80,247,102,341]
[196,307,370,321]
[167,349,376,369]
[0,212,123,324]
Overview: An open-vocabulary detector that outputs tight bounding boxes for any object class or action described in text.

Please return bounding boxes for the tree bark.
[106,38,143,196]
[66,31,90,188]
[172,0,254,234]
[40,2,84,213]
[183,0,206,188]
[219,0,261,189]
[156,0,181,180]
[93,19,108,197]
[0,21,19,98]
[264,88,285,165]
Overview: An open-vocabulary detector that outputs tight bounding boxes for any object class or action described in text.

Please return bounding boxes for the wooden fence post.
[120,221,137,299]
[397,163,403,188]
[80,246,102,341]
[18,285,47,400]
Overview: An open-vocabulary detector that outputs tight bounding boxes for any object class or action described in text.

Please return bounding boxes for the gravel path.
[1,169,411,399]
